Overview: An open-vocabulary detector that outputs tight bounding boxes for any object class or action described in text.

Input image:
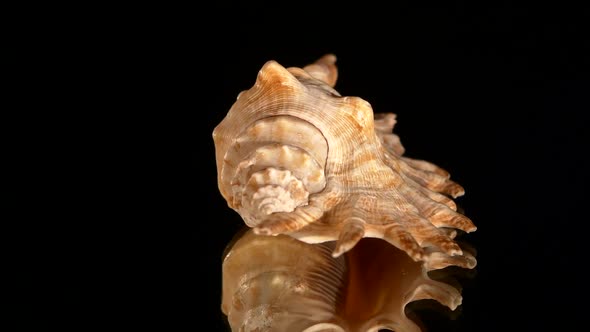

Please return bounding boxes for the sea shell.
[221,229,476,332]
[213,54,476,262]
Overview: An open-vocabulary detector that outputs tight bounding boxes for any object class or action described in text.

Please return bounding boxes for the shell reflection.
[221,229,475,332]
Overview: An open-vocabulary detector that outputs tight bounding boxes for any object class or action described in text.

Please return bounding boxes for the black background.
[18,1,588,331]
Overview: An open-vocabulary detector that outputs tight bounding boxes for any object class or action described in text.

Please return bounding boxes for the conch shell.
[213,54,476,262]
[222,229,476,332]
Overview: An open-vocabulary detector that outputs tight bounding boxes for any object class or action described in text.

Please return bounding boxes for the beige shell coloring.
[213,54,477,262]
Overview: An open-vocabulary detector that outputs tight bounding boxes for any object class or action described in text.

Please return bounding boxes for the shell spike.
[256,60,303,90]
[332,218,366,258]
[303,53,339,87]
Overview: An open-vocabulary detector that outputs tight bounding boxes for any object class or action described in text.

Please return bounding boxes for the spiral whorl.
[216,114,328,227]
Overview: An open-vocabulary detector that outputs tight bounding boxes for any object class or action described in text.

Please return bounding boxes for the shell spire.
[213,54,477,264]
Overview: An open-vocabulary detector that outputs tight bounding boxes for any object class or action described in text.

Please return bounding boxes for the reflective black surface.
[27,2,588,331]
[220,227,477,331]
